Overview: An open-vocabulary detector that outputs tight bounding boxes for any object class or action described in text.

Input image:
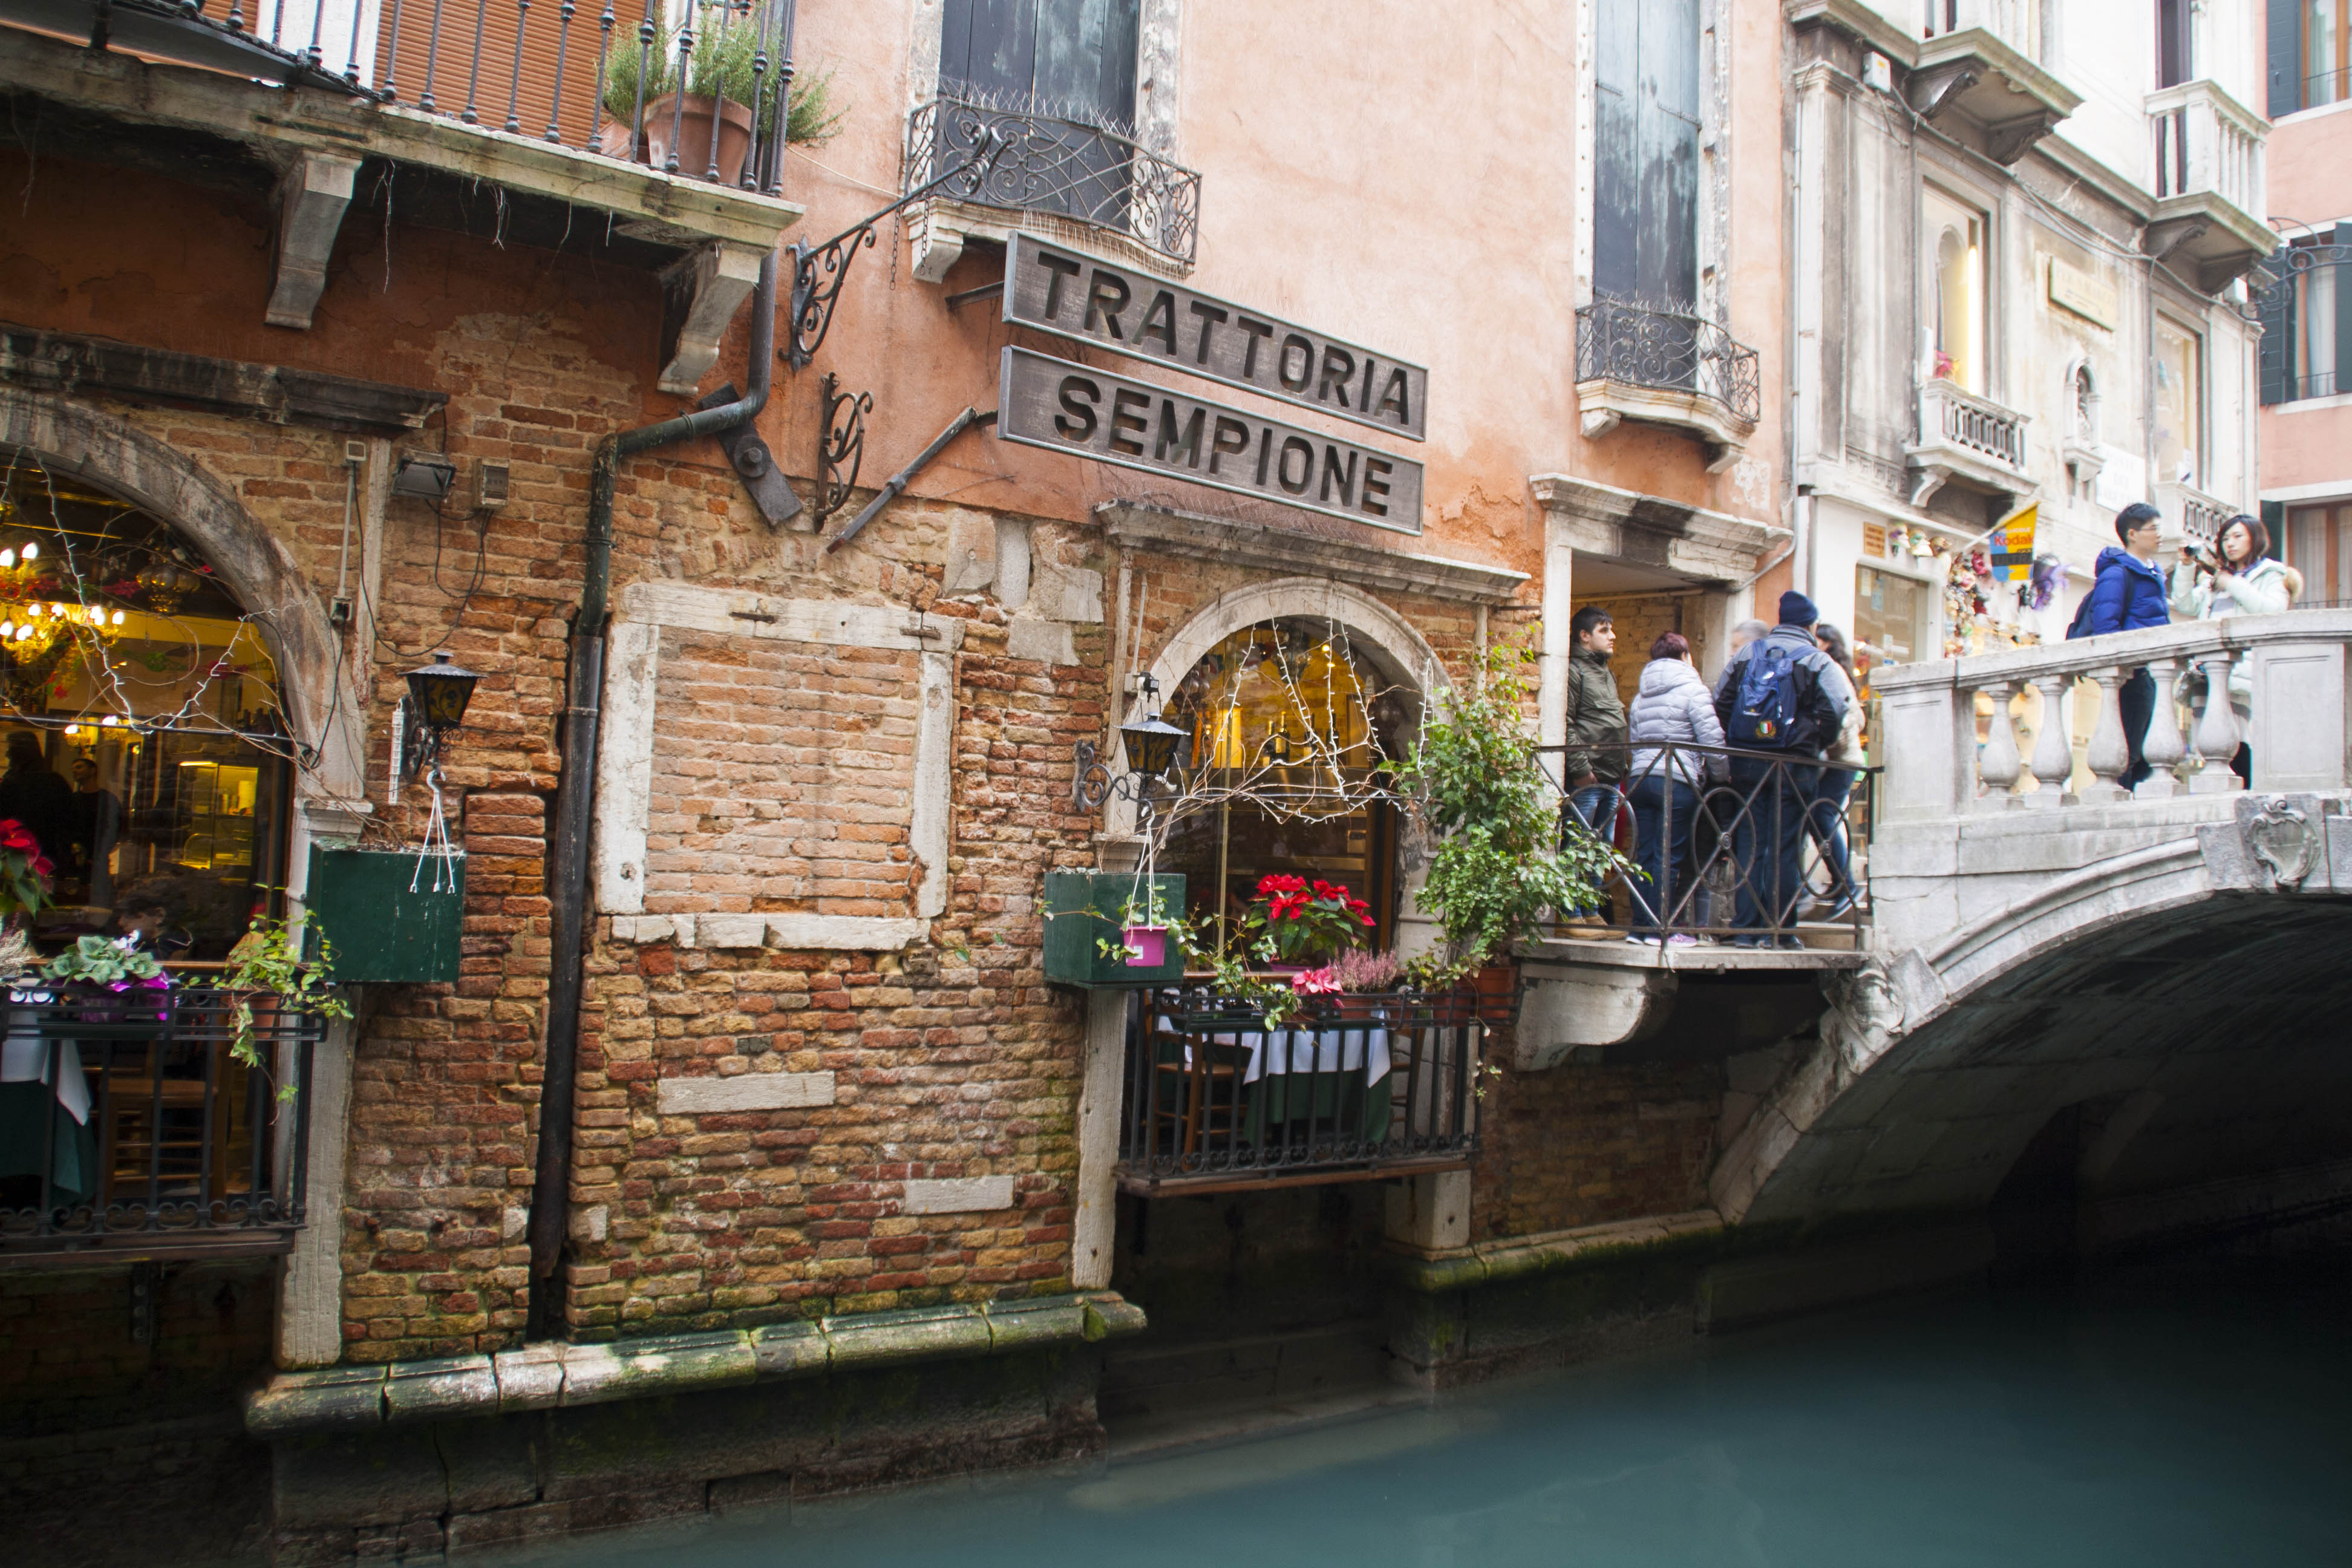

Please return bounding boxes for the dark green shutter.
[2267,0,2303,119]
[2261,501,2285,566]
[2258,246,2293,405]
[2336,225,2352,399]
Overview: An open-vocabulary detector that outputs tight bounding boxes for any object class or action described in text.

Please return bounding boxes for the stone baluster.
[1976,681,2022,809]
[2137,656,2186,799]
[2077,668,2131,804]
[2024,673,2075,807]
[2188,649,2241,794]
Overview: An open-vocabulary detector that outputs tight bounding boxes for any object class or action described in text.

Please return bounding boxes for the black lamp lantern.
[400,652,481,779]
[1118,711,1186,780]
[1074,673,1187,831]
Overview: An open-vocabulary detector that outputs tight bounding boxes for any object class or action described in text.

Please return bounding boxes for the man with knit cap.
[1711,590,1849,946]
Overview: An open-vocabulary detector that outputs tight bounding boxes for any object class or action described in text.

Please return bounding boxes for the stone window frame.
[904,0,1189,281]
[1571,0,1734,322]
[592,580,962,950]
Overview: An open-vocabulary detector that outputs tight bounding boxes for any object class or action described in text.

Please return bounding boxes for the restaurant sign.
[998,347,1425,534]
[1001,233,1427,442]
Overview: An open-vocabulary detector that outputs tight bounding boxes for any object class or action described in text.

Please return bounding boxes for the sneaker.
[1626,935,1663,946]
[1665,934,1699,947]
[1774,936,1808,951]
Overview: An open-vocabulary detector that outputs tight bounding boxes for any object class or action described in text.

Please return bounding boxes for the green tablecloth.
[0,1080,98,1208]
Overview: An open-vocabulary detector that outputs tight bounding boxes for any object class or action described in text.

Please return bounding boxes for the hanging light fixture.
[399,651,483,779]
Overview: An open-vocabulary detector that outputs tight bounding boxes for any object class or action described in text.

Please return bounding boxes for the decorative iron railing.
[52,0,799,193]
[1546,740,1877,947]
[904,90,1201,268]
[1,984,322,1261]
[1574,300,1763,428]
[1117,986,1480,1194]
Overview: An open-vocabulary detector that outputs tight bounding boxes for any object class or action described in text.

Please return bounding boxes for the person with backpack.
[1711,591,1848,946]
[1560,605,1629,930]
[2065,502,2170,789]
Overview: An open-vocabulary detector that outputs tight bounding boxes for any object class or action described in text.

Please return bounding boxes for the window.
[2271,0,2350,114]
[2153,317,2202,485]
[937,0,1142,225]
[1925,189,1988,393]
[2286,502,2352,604]
[2258,230,2351,405]
[2157,0,2193,87]
[1593,0,1699,310]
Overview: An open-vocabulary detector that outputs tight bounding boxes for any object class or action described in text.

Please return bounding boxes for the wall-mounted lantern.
[1074,674,1187,832]
[399,651,481,780]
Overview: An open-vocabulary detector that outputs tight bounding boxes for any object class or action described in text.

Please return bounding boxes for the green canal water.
[497,1267,2352,1567]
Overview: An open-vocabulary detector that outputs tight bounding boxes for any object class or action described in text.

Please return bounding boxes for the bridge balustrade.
[1873,610,2352,821]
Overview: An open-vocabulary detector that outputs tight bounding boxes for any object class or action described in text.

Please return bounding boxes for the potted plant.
[1042,871,1187,989]
[224,910,353,1080]
[599,4,844,181]
[1394,638,1629,1025]
[38,934,171,1028]
[0,818,52,983]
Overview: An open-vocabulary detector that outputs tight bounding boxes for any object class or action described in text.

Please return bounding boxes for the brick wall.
[1469,1049,1723,1242]
[0,1261,275,1438]
[1584,592,1700,707]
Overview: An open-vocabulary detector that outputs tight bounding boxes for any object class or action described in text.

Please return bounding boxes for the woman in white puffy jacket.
[2169,512,2301,787]
[1624,632,1723,945]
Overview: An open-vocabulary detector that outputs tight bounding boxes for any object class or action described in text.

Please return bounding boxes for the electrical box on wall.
[473,461,510,512]
[304,846,465,983]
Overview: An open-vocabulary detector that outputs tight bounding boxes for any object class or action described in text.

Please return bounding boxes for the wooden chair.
[89,1039,252,1207]
[1149,1026,1248,1158]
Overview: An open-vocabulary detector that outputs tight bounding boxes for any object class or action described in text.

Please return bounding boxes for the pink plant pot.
[1121,927,1168,968]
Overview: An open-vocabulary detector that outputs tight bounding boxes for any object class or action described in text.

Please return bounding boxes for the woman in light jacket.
[2169,512,2302,786]
[1807,624,1868,918]
[1624,632,1722,946]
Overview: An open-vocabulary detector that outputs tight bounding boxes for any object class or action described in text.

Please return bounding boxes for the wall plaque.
[997,347,1424,534]
[1002,232,1428,442]
[2047,255,2118,330]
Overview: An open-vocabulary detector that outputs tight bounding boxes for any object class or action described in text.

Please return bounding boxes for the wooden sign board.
[1002,232,1428,442]
[998,347,1424,534]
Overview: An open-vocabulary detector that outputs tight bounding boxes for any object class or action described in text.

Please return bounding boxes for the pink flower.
[1290,967,1340,995]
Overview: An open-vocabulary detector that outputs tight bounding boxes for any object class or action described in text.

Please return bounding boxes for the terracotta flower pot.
[1467,962,1518,1027]
[628,93,755,185]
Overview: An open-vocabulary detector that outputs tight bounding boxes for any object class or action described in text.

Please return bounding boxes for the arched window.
[0,455,293,957]
[1925,188,1987,393]
[2073,362,2098,444]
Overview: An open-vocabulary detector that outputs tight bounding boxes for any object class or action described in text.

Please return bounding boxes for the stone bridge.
[1541,612,2352,1281]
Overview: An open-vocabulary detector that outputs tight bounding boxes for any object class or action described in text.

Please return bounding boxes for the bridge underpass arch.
[1712,828,2352,1262]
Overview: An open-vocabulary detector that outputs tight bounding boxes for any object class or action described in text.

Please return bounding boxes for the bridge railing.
[1872,609,2352,822]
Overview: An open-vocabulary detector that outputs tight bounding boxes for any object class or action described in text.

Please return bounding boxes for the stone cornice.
[1529,473,1775,584]
[1096,500,1529,606]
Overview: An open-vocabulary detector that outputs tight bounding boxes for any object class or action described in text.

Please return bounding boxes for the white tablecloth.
[1168,1020,1394,1087]
[1,998,90,1125]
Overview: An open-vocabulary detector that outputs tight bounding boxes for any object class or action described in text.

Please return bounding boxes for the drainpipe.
[526,249,779,1308]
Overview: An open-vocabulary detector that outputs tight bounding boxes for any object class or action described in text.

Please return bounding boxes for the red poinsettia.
[0,816,52,926]
[1240,872,1375,964]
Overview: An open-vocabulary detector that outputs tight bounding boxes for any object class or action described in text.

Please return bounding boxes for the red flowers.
[1244,873,1376,961]
[0,816,52,925]
[0,822,35,854]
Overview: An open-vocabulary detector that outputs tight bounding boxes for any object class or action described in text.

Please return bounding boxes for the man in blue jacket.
[2079,502,2169,788]
[1712,592,1848,944]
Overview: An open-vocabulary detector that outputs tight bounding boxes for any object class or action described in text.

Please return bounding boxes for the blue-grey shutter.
[941,0,1039,99]
[2257,246,2293,405]
[2336,224,2352,399]
[2261,501,2284,564]
[938,1,1140,232]
[1593,0,1640,302]
[2267,0,2302,118]
[1593,0,1698,309]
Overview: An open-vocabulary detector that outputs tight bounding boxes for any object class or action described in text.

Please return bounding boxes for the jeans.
[1806,767,1857,905]
[1564,783,1621,919]
[1729,756,1820,934]
[2118,667,2154,789]
[1628,776,1697,933]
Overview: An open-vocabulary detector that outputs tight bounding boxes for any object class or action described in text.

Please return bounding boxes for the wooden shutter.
[1592,0,1697,308]
[2267,0,2303,118]
[941,0,1039,99]
[942,0,1135,123]
[2258,244,2293,405]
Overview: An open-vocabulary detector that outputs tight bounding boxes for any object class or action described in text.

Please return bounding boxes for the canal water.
[491,1264,2352,1567]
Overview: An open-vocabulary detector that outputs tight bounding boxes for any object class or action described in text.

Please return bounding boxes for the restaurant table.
[0,996,97,1207]
[1163,1016,1397,1145]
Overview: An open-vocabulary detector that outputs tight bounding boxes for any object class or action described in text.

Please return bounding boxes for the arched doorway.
[0,451,296,955]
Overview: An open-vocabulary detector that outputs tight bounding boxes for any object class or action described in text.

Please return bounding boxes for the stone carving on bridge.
[1823,960,1907,1082]
[2243,795,2318,892]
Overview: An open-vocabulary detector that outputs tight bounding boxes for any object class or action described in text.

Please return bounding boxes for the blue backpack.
[1728,642,1803,747]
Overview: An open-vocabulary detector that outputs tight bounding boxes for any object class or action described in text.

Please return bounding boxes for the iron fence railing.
[1546,740,1877,948]
[1,984,322,1261]
[1574,299,1762,427]
[83,0,799,192]
[904,90,1201,268]
[1117,985,1480,1194]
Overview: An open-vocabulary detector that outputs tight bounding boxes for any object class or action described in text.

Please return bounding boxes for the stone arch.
[0,387,362,803]
[1710,837,2239,1226]
[1128,576,1449,733]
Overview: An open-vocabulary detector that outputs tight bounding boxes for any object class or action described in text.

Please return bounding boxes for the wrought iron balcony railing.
[1,984,322,1262]
[1117,986,1480,1194]
[39,0,800,193]
[1574,300,1762,429]
[904,90,1201,269]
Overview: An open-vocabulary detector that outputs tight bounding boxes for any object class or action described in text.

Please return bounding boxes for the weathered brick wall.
[0,1261,275,1437]
[1584,592,1699,707]
[1469,1051,1724,1243]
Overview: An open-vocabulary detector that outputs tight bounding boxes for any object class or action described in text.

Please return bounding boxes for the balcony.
[0,1,803,388]
[1906,377,2031,508]
[1905,11,2080,164]
[2158,479,2235,549]
[1574,300,1762,470]
[1116,987,1481,1195]
[2145,80,2271,292]
[1,985,324,1263]
[902,90,1201,282]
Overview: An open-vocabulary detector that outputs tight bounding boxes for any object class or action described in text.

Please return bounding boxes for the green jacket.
[1563,648,1628,784]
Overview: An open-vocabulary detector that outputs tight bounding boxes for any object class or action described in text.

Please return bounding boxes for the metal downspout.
[526,249,780,1311]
